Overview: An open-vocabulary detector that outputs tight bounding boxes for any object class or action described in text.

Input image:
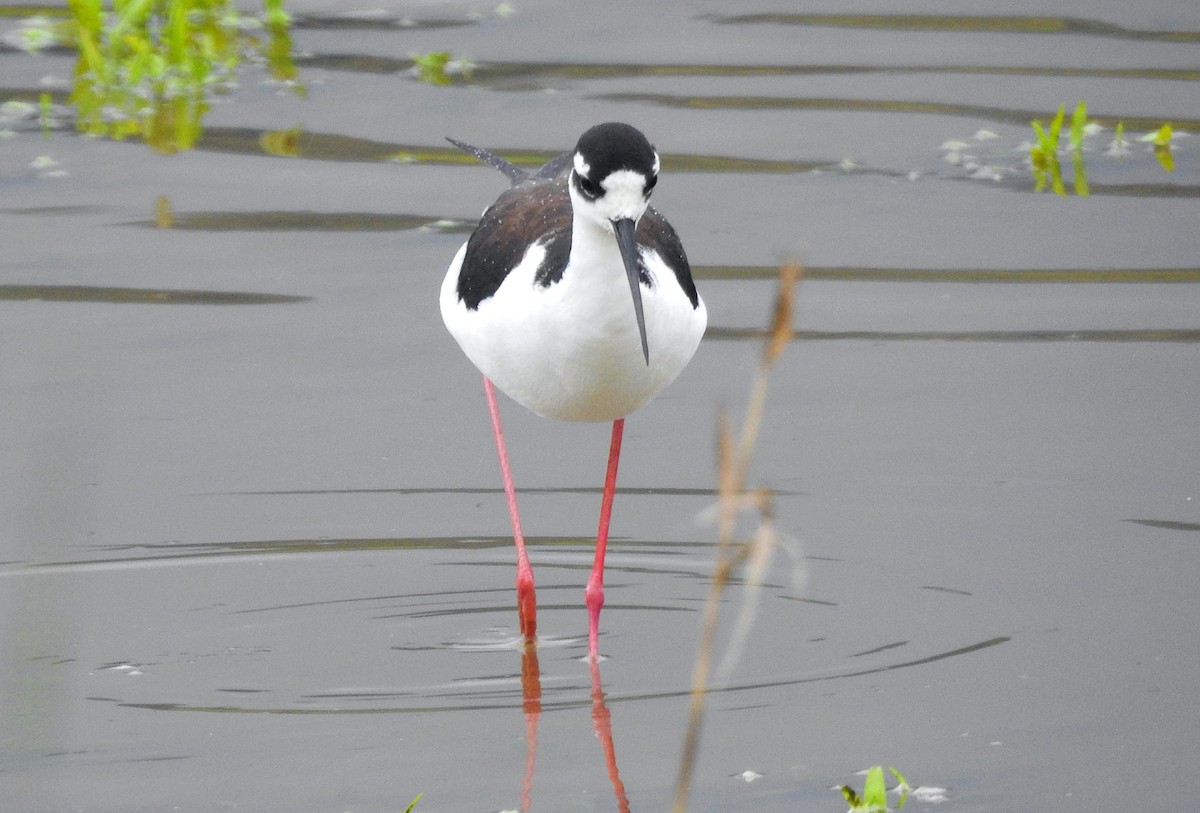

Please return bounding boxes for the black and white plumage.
[440,122,706,422]
[438,122,706,658]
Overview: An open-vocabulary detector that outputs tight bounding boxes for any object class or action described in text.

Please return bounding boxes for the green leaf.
[862,766,887,810]
[1152,123,1173,147]
[1031,120,1047,145]
[1069,100,1087,151]
[403,793,424,813]
[413,50,454,84]
[264,0,292,28]
[110,0,155,40]
[1048,104,1065,144]
[890,767,910,809]
[1030,104,1065,158]
[840,783,863,809]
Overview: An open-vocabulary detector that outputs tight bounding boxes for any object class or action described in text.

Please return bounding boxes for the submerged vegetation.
[16,0,300,153]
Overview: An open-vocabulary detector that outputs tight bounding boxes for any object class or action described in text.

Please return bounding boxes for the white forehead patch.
[596,168,650,219]
[573,152,591,178]
[652,152,660,176]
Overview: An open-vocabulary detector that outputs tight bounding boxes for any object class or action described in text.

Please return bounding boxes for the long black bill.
[613,217,650,365]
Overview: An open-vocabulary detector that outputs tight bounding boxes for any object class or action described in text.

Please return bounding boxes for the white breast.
[440,226,706,422]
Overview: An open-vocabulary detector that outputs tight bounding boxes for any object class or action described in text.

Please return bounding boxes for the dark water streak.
[85,636,1011,716]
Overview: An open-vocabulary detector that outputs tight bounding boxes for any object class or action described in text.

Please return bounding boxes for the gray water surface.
[2,1,1199,811]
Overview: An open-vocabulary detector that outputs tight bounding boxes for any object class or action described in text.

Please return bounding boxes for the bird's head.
[568,123,660,364]
[568,122,659,226]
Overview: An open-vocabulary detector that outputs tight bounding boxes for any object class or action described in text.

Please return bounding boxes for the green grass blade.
[863,766,887,809]
[1069,100,1087,150]
[1048,103,1065,143]
[890,767,910,809]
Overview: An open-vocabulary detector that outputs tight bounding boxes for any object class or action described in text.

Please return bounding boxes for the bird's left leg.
[586,418,625,659]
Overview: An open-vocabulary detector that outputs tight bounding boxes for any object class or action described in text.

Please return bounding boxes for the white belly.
[440,240,706,422]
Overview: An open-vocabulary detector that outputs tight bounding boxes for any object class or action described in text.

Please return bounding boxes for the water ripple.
[85,636,1011,715]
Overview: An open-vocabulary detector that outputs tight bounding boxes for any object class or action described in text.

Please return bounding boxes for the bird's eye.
[576,173,603,199]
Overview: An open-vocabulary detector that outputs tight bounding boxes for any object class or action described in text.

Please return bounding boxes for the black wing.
[455,176,574,310]
[638,207,700,309]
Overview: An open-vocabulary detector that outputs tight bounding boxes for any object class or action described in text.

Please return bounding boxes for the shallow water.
[2,1,1199,811]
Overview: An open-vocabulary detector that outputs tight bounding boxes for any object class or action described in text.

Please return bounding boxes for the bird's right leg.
[484,376,537,641]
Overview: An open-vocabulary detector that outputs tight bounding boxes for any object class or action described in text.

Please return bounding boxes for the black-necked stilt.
[440,122,707,659]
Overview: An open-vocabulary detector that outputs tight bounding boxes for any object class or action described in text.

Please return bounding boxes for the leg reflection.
[590,657,631,813]
[512,645,629,812]
[518,641,542,812]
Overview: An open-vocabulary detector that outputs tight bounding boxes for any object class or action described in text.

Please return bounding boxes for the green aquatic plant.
[1025,101,1182,192]
[1140,123,1176,172]
[1029,104,1064,159]
[60,0,300,153]
[840,766,909,812]
[403,792,423,812]
[1029,101,1091,196]
[1029,103,1068,195]
[1146,122,1174,147]
[412,50,453,84]
[410,50,474,85]
[1068,99,1088,151]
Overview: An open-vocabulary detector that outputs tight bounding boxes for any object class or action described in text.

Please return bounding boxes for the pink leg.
[484,376,536,642]
[585,418,625,659]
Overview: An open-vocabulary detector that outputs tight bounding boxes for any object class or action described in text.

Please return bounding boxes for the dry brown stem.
[673,261,802,813]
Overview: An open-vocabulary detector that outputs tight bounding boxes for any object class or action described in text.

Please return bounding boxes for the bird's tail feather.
[445,136,529,183]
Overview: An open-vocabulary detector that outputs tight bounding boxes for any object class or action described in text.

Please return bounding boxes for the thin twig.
[672,261,802,813]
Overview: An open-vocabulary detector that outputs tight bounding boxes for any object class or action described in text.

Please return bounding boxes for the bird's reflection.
[519,642,541,812]
[589,656,631,813]
[515,643,629,812]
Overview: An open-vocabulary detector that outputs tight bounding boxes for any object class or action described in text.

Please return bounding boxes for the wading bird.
[440,122,706,659]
